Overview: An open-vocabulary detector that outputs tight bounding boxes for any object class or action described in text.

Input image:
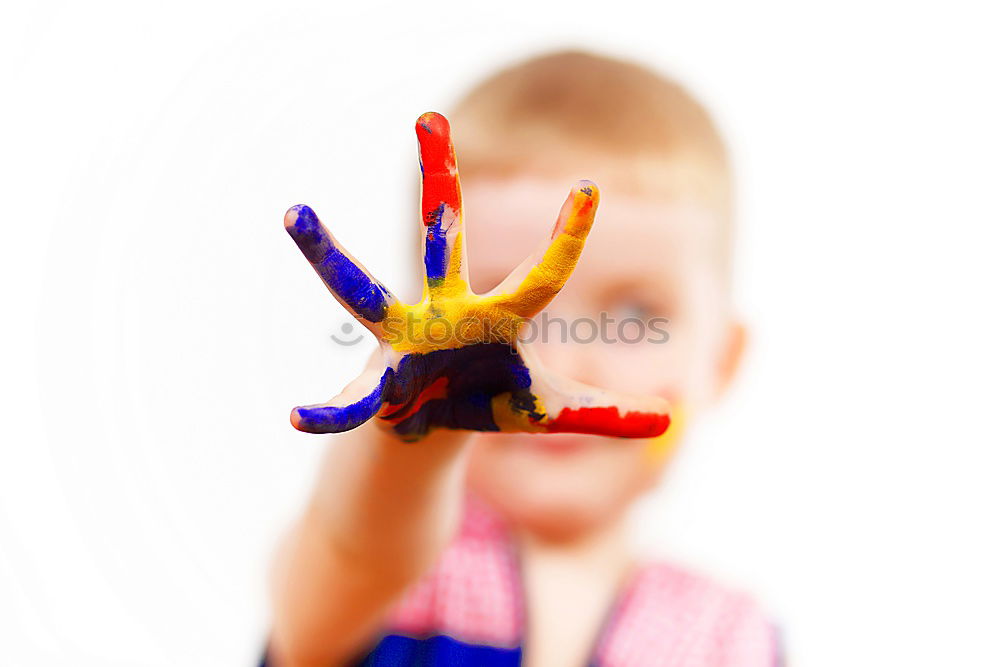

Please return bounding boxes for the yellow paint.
[645,401,684,465]
[490,392,549,432]
[380,186,598,356]
[492,186,597,318]
[494,232,586,318]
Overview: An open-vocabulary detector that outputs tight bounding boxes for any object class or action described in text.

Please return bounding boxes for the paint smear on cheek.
[644,401,685,466]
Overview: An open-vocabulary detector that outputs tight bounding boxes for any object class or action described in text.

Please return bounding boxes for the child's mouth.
[524,433,591,455]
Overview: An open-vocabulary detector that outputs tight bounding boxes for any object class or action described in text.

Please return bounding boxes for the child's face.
[461,173,744,538]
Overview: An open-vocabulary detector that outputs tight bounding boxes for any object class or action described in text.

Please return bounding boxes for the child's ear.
[715,320,747,400]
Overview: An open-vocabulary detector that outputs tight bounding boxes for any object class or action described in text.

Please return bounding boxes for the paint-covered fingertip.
[574,180,600,206]
[284,204,317,232]
[416,113,457,173]
[557,181,599,238]
[289,407,305,431]
[416,111,450,137]
[643,396,673,436]
[646,409,673,438]
[622,410,672,439]
[290,406,329,434]
[284,204,333,262]
[647,394,674,438]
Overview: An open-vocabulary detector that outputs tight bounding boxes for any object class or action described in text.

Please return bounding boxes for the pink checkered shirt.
[381,495,781,666]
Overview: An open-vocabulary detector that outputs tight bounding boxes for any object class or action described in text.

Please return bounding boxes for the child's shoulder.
[595,560,780,666]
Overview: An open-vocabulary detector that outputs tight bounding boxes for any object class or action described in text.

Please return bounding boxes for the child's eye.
[616,300,652,321]
[607,298,663,322]
[592,285,674,345]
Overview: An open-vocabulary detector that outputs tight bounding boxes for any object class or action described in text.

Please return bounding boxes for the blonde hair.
[449,49,733,281]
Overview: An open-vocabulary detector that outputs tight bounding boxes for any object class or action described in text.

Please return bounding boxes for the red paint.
[416,112,461,225]
[381,376,450,424]
[543,406,671,438]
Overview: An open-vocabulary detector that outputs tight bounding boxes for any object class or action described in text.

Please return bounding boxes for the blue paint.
[358,633,522,666]
[289,338,545,437]
[294,368,393,434]
[287,205,389,322]
[423,204,447,285]
[291,343,544,437]
[381,343,543,438]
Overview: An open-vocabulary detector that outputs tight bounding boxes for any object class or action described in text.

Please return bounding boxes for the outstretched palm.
[285,112,670,441]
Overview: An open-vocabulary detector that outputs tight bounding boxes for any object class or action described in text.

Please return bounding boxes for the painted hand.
[284,112,671,441]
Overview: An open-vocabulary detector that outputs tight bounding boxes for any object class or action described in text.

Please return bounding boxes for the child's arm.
[268,419,469,666]
[266,113,671,666]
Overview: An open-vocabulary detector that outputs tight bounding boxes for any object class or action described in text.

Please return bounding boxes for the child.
[265,50,778,666]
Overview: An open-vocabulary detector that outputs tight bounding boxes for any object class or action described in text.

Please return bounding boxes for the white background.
[2,1,999,665]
